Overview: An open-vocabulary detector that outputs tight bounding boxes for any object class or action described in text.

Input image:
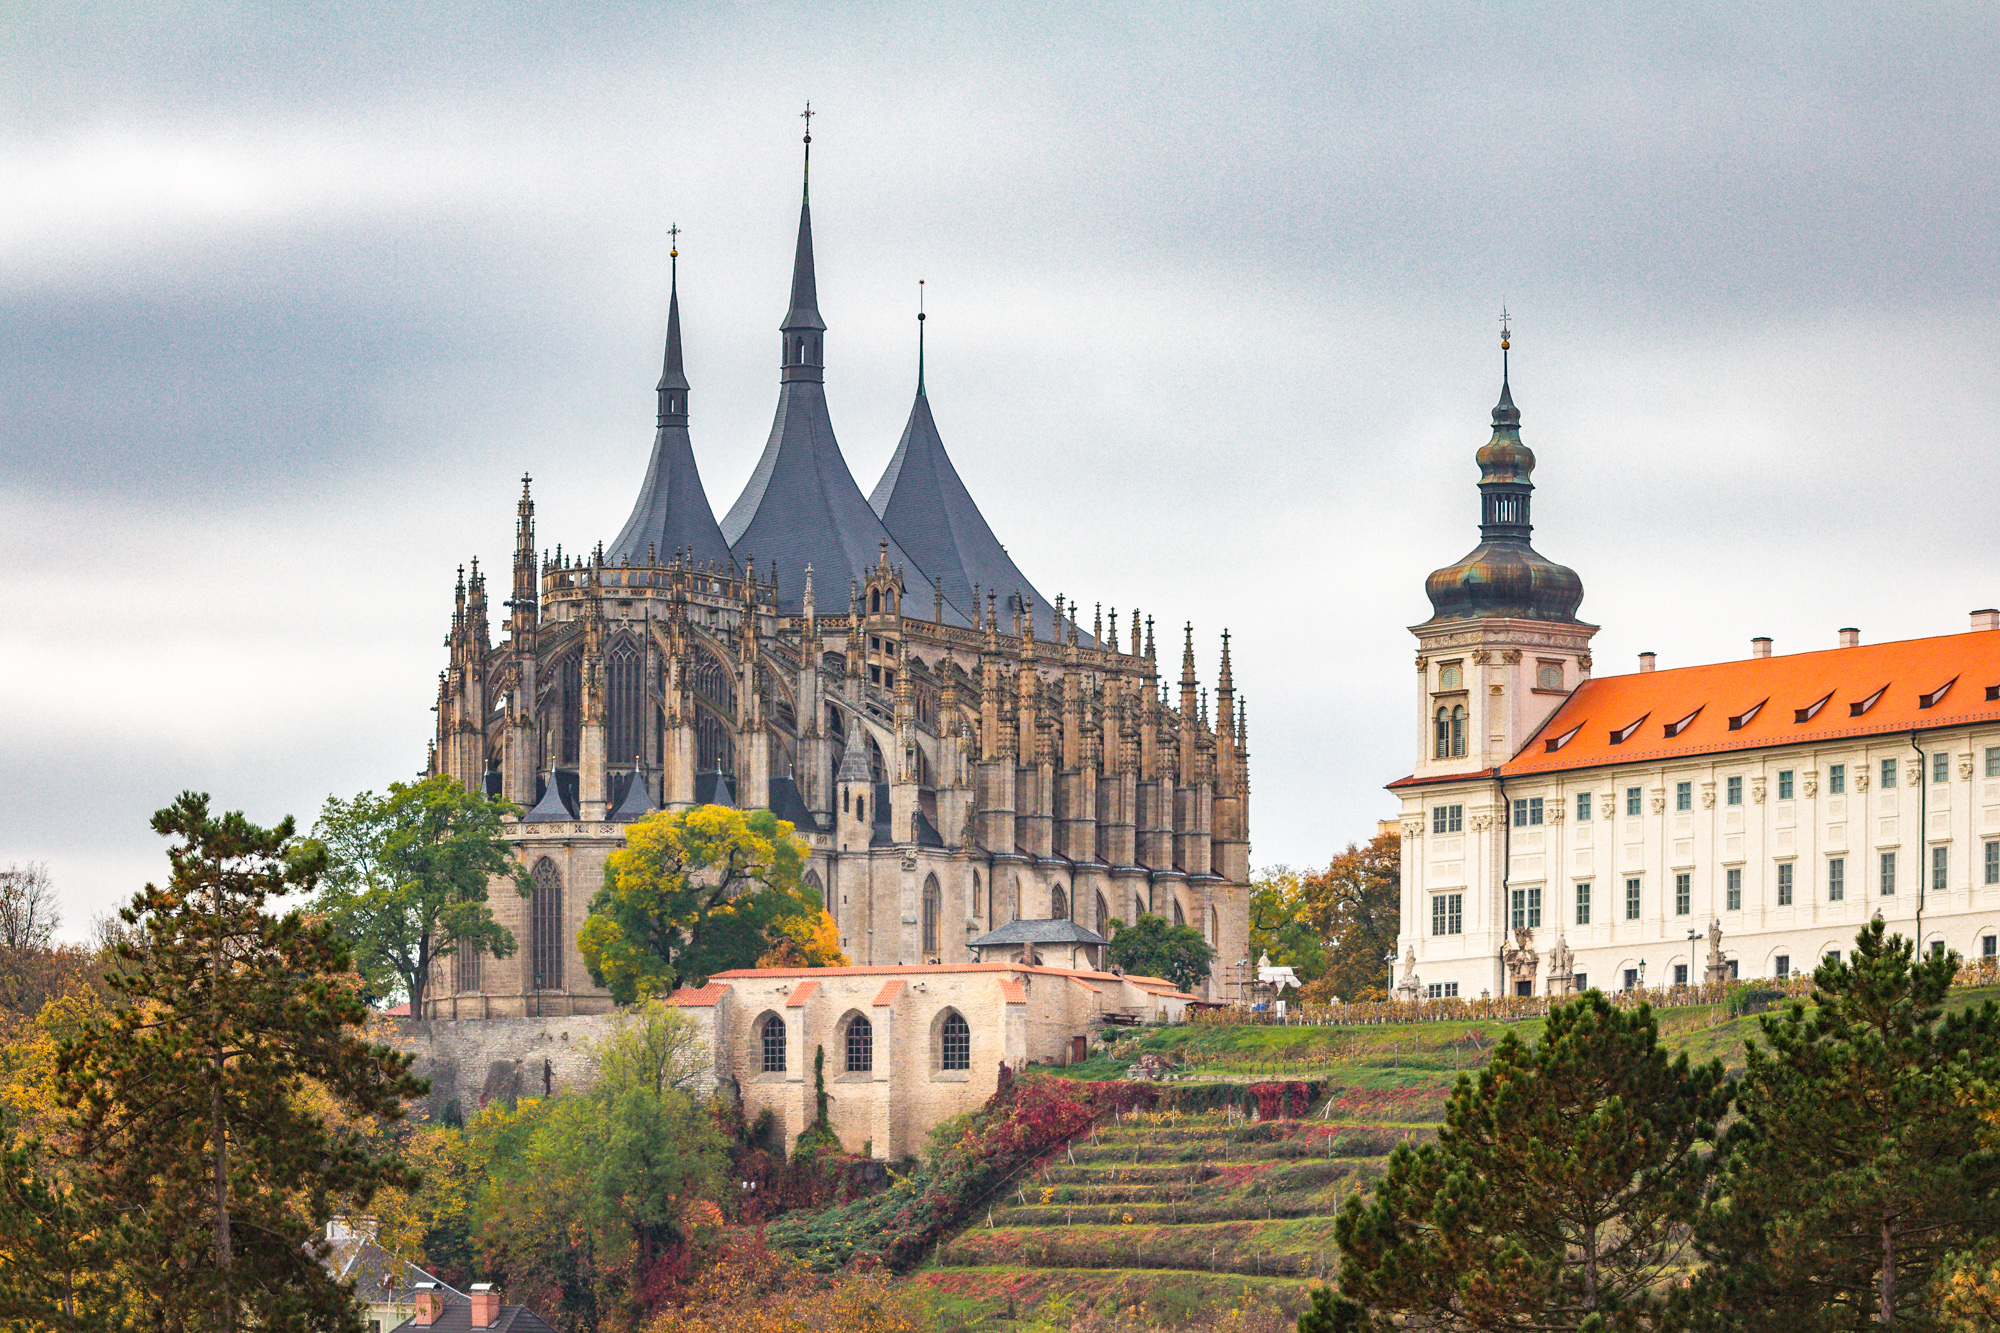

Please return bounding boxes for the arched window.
[940,1011,970,1071]
[1434,708,1451,760]
[870,588,882,614]
[922,875,941,955]
[1210,906,1221,947]
[695,707,735,776]
[1450,705,1467,758]
[530,858,563,991]
[1050,884,1068,920]
[760,1015,787,1073]
[453,938,481,994]
[1173,899,1185,928]
[557,652,582,765]
[973,871,983,922]
[855,795,866,823]
[607,637,644,765]
[844,1014,873,1073]
[1095,892,1109,934]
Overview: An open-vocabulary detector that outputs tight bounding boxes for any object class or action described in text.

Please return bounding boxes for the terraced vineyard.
[913,1101,1438,1327]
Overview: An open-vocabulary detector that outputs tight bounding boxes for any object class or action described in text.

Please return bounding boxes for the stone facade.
[669,963,1199,1159]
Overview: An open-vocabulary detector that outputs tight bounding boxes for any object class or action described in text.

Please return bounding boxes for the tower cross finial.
[668,223,680,259]
[801,101,813,141]
[1499,305,1511,348]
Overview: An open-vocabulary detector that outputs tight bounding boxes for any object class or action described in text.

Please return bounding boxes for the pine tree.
[1688,919,2000,1330]
[1332,991,1728,1331]
[54,792,427,1330]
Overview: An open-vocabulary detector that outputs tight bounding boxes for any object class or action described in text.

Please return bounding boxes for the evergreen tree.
[54,793,426,1330]
[1333,991,1728,1331]
[1688,920,2000,1330]
[311,774,527,1013]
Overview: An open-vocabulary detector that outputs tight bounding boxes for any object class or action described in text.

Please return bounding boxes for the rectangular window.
[1676,781,1692,812]
[1528,885,1543,928]
[1881,758,1898,789]
[1880,850,1897,896]
[1626,786,1642,816]
[1933,845,1949,892]
[1574,973,1588,992]
[1727,776,1743,806]
[1674,963,1689,986]
[1623,968,1639,991]
[1510,886,1542,930]
[1829,857,1845,901]
[1826,950,1841,965]
[1626,877,1642,920]
[1726,867,1742,911]
[1513,797,1544,826]
[1985,935,1997,959]
[1576,792,1592,822]
[1575,882,1592,926]
[1432,803,1464,834]
[1778,862,1794,906]
[1830,763,1846,794]
[1775,954,1791,980]
[1432,893,1464,936]
[1987,841,1999,886]
[1675,872,1691,916]
[1934,752,1951,784]
[1988,747,2000,778]
[1425,982,1461,999]
[1778,769,1794,800]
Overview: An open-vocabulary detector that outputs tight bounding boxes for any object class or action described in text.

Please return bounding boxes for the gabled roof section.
[607,266,732,568]
[869,384,1051,625]
[1502,629,2000,777]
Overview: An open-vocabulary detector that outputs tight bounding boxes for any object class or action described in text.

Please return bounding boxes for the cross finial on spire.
[916,279,926,395]
[669,223,679,259]
[1499,305,1511,349]
[801,101,813,141]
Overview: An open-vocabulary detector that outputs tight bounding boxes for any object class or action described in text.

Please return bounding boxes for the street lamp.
[1638,959,1647,991]
[1385,950,1398,998]
[1686,929,1700,991]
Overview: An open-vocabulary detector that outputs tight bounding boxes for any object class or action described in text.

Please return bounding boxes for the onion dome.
[1423,349,1585,623]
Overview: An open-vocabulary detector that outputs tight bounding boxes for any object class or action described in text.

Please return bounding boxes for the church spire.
[781,104,826,383]
[916,279,927,397]
[656,228,688,428]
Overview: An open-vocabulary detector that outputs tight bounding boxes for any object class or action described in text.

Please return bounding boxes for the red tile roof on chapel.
[1501,628,2000,778]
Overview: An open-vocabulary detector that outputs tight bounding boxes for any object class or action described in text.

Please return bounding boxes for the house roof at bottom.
[390,1305,556,1333]
[1499,628,2000,779]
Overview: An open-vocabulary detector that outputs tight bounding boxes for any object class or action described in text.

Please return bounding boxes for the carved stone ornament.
[1601,799,1616,820]
[1415,655,1430,672]
[1471,813,1494,831]
[1804,773,1819,798]
[1752,781,1767,804]
[1701,782,1717,809]
[1502,927,1540,986]
[1652,792,1667,814]
[1963,756,1977,780]
[1578,654,1593,672]
[1502,650,1523,664]
[1471,650,1492,664]
[1907,763,1924,787]
[1546,803,1565,824]
[1402,819,1424,839]
[1856,772,1871,792]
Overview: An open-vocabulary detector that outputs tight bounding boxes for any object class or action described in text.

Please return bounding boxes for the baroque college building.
[1393,335,2000,1001]
[424,136,1251,1015]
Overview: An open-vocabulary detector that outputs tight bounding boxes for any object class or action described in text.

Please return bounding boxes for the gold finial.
[1499,305,1512,351]
[669,222,679,260]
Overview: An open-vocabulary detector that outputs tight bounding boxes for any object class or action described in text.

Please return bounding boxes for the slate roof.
[607,266,732,568]
[521,772,575,822]
[610,769,655,821]
[969,918,1109,949]
[388,1305,555,1333]
[869,382,1052,631]
[718,159,964,622]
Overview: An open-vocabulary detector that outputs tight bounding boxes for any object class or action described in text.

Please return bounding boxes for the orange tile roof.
[872,979,905,1007]
[785,979,819,1007]
[665,982,730,1008]
[1500,629,2000,779]
[999,979,1027,1005]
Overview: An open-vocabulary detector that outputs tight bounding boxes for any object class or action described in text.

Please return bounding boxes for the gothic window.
[867,737,886,783]
[1173,899,1185,927]
[922,875,940,955]
[1210,906,1220,946]
[870,588,882,614]
[1050,884,1068,920]
[695,707,735,775]
[973,871,983,922]
[1450,705,1467,757]
[843,1014,873,1072]
[607,637,644,765]
[690,648,736,712]
[939,1011,970,1071]
[804,868,825,916]
[557,652,582,765]
[530,858,563,992]
[760,1015,787,1073]
[1095,892,1109,934]
[453,938,481,994]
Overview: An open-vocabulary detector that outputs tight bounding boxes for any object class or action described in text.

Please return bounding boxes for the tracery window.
[607,637,644,765]
[695,707,735,775]
[922,875,941,955]
[689,648,735,712]
[1050,884,1068,920]
[940,1011,970,1071]
[530,858,563,991]
[1173,899,1185,928]
[1095,892,1109,934]
[557,652,582,765]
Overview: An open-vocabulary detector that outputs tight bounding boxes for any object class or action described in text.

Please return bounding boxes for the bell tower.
[1412,318,1596,778]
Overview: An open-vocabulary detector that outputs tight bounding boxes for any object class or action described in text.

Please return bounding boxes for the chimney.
[1639,652,1657,673]
[1838,627,1861,648]
[470,1283,500,1329]
[412,1284,443,1328]
[1751,637,1772,659]
[1973,608,2000,632]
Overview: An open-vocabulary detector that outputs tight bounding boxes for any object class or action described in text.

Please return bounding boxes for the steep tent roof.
[607,259,732,568]
[869,369,1052,625]
[718,137,966,622]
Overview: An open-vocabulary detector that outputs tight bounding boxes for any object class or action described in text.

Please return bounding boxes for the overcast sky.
[5,3,1998,937]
